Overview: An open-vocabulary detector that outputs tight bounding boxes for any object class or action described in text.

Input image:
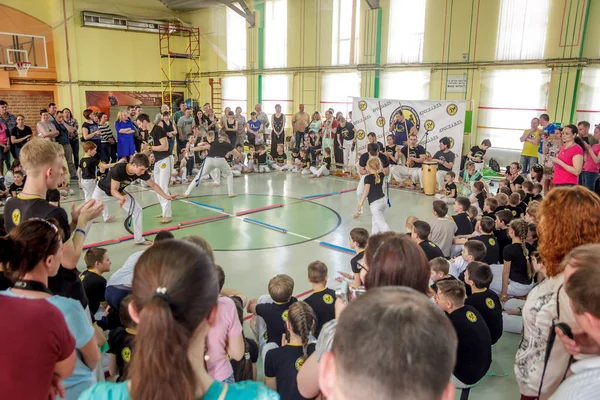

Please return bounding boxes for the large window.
[226,7,247,70]
[387,0,426,63]
[262,74,293,129]
[576,67,600,124]
[321,72,361,116]
[332,0,360,65]
[378,70,430,100]
[495,0,550,61]
[477,69,551,150]
[264,0,287,68]
[221,76,248,115]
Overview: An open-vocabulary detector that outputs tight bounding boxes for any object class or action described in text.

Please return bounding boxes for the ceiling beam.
[218,0,255,26]
[365,0,380,9]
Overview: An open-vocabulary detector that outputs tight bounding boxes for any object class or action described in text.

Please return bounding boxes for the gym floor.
[73,171,519,399]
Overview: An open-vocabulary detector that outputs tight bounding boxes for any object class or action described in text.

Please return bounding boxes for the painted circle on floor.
[141,194,342,251]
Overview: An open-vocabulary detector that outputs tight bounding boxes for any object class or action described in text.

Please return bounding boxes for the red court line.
[576,109,600,113]
[320,101,352,105]
[242,288,315,321]
[262,99,293,102]
[478,106,547,112]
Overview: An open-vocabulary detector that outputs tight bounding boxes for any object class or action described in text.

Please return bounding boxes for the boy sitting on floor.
[304,261,336,337]
[464,261,503,345]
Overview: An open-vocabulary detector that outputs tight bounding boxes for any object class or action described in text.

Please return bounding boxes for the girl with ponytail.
[354,157,390,234]
[81,239,277,400]
[264,301,316,399]
[492,219,536,302]
[0,219,100,400]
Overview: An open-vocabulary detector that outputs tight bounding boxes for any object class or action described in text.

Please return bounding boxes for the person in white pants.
[356,143,390,214]
[183,131,241,198]
[90,153,178,245]
[393,134,427,189]
[136,113,174,224]
[355,157,390,234]
[271,144,289,171]
[422,137,456,193]
[310,147,332,177]
[336,117,356,173]
[79,142,100,201]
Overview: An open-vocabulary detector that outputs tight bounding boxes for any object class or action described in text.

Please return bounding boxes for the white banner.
[352,98,467,175]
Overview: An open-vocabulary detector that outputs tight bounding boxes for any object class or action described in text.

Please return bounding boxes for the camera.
[335,281,366,304]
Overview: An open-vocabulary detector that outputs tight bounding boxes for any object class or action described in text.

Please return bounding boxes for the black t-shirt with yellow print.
[255,297,298,346]
[304,288,336,337]
[264,343,316,400]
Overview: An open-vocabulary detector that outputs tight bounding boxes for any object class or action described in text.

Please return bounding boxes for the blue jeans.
[581,171,598,192]
[520,155,537,175]
[295,131,304,150]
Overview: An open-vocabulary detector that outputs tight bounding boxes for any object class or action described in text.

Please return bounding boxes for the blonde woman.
[115,111,136,162]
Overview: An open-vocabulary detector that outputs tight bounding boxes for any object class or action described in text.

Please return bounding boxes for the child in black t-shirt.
[452,197,474,238]
[429,257,456,292]
[338,227,369,288]
[264,301,316,400]
[9,170,25,197]
[247,274,298,347]
[495,193,510,211]
[464,261,503,345]
[435,171,457,204]
[494,209,513,263]
[290,148,301,173]
[435,279,491,386]
[482,197,498,222]
[246,144,256,172]
[467,139,491,172]
[521,181,534,205]
[256,145,270,173]
[412,220,445,261]
[507,193,524,219]
[466,216,500,265]
[108,295,136,382]
[304,261,336,337]
[80,247,111,320]
[309,147,332,178]
[471,181,487,210]
[467,205,479,231]
[299,149,311,175]
[271,144,289,171]
[531,183,543,201]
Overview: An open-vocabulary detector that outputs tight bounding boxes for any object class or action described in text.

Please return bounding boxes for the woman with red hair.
[515,186,600,399]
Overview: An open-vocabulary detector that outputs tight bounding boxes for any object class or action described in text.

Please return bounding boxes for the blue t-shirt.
[1,290,96,399]
[538,123,556,153]
[392,119,414,145]
[79,379,279,400]
[247,119,262,135]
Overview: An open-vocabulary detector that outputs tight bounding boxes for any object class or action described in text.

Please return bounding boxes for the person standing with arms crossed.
[292,104,310,150]
[520,118,542,175]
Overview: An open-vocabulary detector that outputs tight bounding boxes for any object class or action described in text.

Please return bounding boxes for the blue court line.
[243,218,288,233]
[302,192,339,199]
[187,200,225,212]
[319,241,357,254]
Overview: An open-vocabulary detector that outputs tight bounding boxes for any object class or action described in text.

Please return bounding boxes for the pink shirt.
[583,144,600,173]
[553,144,584,185]
[0,122,7,145]
[206,296,243,381]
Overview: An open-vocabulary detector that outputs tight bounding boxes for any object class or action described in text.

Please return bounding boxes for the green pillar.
[569,0,591,123]
[256,2,265,103]
[373,8,382,98]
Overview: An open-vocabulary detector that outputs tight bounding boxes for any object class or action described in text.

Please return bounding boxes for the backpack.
[488,158,500,173]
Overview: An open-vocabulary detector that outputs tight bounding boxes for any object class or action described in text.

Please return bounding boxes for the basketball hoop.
[15,62,31,77]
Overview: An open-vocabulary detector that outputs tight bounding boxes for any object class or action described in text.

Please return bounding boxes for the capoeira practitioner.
[392,134,427,189]
[356,142,390,215]
[136,113,174,223]
[90,153,179,245]
[183,131,241,198]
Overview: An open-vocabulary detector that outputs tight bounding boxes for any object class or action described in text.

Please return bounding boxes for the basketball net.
[15,62,31,77]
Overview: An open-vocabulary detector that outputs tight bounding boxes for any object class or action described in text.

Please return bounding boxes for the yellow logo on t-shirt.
[429,242,437,247]
[512,210,517,217]
[263,331,268,341]
[489,238,496,246]
[323,294,334,304]
[11,209,20,225]
[83,162,87,168]
[122,347,131,363]
[295,357,305,371]
[466,311,477,323]
[282,310,289,322]
[160,163,167,169]
[486,298,495,309]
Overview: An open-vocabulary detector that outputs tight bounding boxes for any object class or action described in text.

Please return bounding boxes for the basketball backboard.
[0,32,48,69]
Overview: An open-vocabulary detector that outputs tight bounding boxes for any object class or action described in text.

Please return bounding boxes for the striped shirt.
[98,123,115,143]
[550,356,600,400]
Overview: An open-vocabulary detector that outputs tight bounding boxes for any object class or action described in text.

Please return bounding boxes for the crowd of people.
[1,96,600,400]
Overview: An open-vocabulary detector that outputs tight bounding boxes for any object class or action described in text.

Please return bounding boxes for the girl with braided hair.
[491,219,536,301]
[354,157,390,234]
[264,301,316,400]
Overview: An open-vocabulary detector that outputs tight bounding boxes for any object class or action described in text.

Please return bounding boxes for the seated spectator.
[507,193,524,219]
[434,171,457,204]
[521,180,535,204]
[230,296,259,382]
[265,302,316,399]
[494,209,514,263]
[411,220,445,261]
[80,248,111,320]
[524,200,540,224]
[404,215,419,234]
[80,239,276,399]
[532,182,543,201]
[247,274,298,351]
[0,294,76,400]
[450,240,487,292]
[107,295,136,381]
[435,280,492,387]
[453,197,474,238]
[304,261,336,337]
[465,216,500,266]
[318,287,457,400]
[482,197,498,222]
[429,200,457,257]
[464,262,503,345]
[495,192,510,210]
[343,227,368,288]
[468,205,479,230]
[491,219,536,301]
[430,257,456,292]
[552,244,600,399]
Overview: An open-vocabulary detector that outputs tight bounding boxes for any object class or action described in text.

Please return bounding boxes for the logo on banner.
[376,117,386,127]
[389,106,421,131]
[357,130,366,140]
[424,120,435,131]
[446,104,458,116]
[448,137,455,149]
[358,101,368,111]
